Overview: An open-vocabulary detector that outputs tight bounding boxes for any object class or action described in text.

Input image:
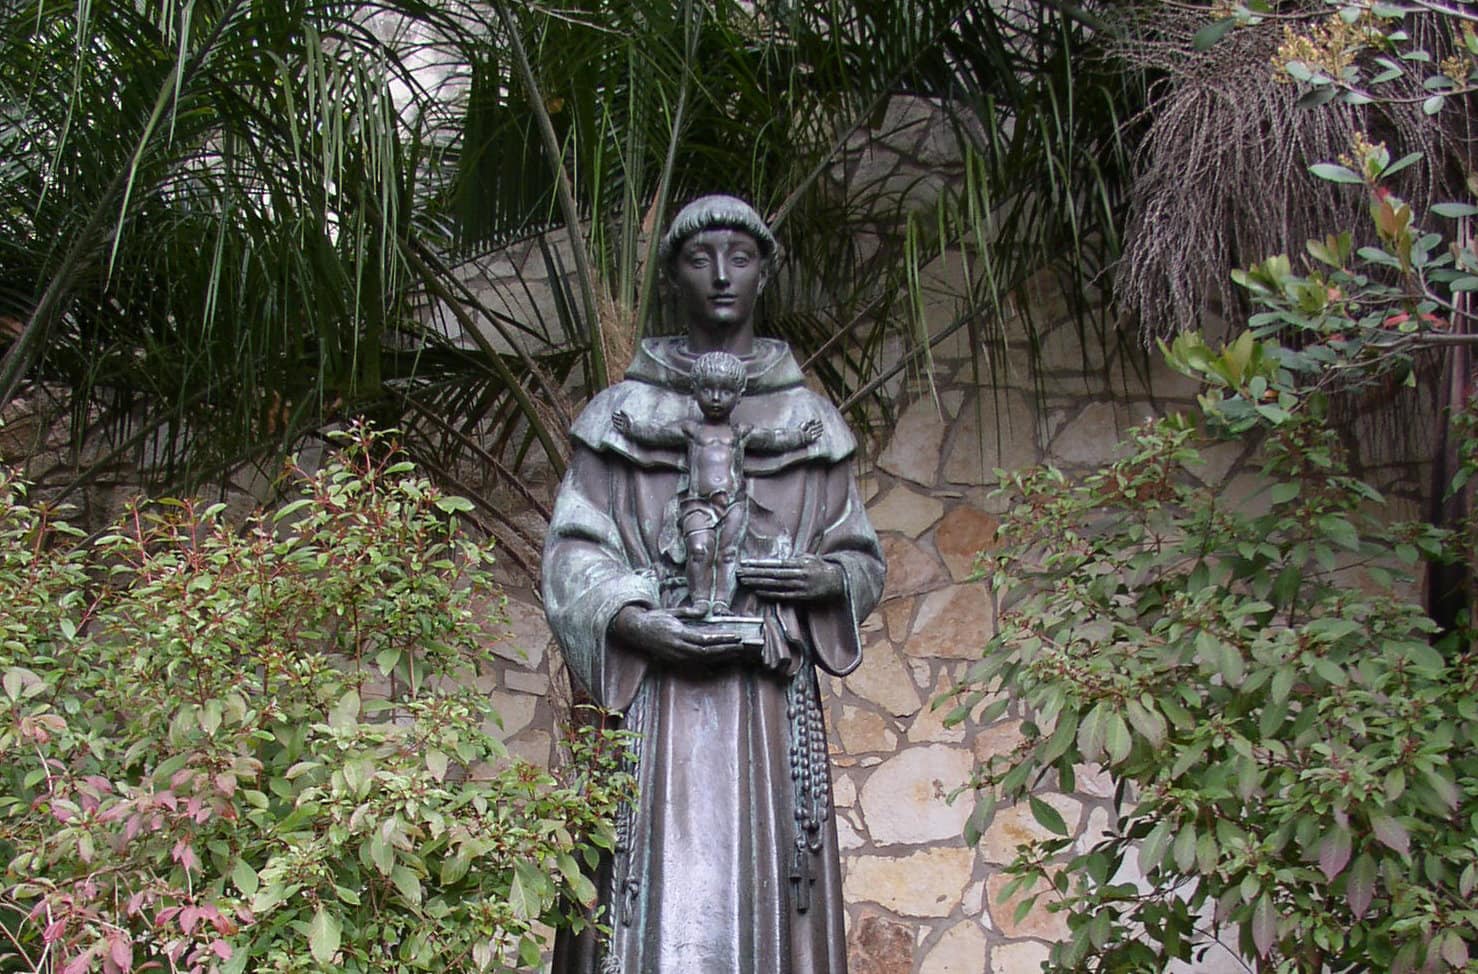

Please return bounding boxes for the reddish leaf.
[180,906,202,935]
[1369,813,1410,857]
[1318,826,1352,881]
[110,935,133,972]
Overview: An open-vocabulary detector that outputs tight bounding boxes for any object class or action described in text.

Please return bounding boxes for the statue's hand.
[610,605,747,665]
[800,418,823,442]
[612,410,631,435]
[738,554,844,603]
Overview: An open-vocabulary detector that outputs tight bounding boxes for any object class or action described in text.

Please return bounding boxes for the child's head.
[691,351,746,418]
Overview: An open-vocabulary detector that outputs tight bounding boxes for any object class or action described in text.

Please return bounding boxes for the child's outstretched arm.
[745,418,823,453]
[613,409,688,447]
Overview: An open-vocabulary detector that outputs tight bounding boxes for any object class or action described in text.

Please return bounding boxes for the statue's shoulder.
[569,379,691,467]
[740,385,855,470]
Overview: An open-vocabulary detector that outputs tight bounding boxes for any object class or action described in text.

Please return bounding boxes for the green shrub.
[0,424,630,973]
[954,110,1478,971]
[965,405,1474,973]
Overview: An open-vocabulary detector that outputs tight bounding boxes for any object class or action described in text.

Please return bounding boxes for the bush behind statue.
[0,423,629,973]
[955,129,1478,973]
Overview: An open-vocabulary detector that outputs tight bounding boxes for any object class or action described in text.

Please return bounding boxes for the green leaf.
[1193,17,1236,51]
[1312,658,1348,687]
[1430,202,1478,218]
[1422,770,1460,812]
[1422,93,1445,115]
[1124,699,1167,747]
[440,849,472,886]
[1309,163,1363,185]
[1251,893,1277,956]
[1104,711,1132,765]
[329,690,360,732]
[391,864,423,907]
[308,906,341,965]
[368,833,395,876]
[1347,853,1377,917]
[1173,823,1197,872]
[1140,821,1173,872]
[1029,796,1069,837]
[1038,709,1079,764]
[231,859,259,897]
[1269,482,1300,504]
[434,495,476,514]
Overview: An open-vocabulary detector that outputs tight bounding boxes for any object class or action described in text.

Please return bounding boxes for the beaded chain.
[786,666,829,913]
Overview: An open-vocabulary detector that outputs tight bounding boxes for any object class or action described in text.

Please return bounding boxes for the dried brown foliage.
[1109,2,1475,338]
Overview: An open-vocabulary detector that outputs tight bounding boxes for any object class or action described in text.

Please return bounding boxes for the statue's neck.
[685,321,754,357]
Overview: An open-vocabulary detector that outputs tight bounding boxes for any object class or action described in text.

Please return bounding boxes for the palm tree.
[0,0,1135,561]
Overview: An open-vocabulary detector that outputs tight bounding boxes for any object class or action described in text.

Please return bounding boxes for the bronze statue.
[542,195,885,973]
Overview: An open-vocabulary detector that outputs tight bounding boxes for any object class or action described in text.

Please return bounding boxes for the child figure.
[613,351,823,619]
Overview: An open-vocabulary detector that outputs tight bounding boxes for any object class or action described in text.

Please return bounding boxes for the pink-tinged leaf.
[213,773,237,797]
[172,839,199,873]
[1347,853,1377,919]
[1318,826,1352,881]
[171,769,194,790]
[126,892,146,917]
[63,953,91,974]
[180,906,202,935]
[125,814,142,841]
[1369,813,1410,857]
[154,906,181,927]
[110,935,133,972]
[43,919,66,943]
[210,940,233,960]
[1440,931,1469,967]
[155,791,178,812]
[1251,894,1278,957]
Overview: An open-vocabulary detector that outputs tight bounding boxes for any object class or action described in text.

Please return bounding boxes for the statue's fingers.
[688,630,744,648]
[739,566,807,580]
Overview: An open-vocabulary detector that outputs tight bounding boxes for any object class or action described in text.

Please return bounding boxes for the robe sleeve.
[805,462,886,677]
[541,444,657,712]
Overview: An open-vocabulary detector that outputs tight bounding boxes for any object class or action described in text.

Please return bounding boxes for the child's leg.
[684,524,717,615]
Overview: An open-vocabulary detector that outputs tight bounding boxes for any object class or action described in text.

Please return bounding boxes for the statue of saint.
[542,195,885,974]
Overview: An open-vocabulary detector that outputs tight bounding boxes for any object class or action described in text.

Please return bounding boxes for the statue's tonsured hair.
[690,351,748,393]
[657,195,777,267]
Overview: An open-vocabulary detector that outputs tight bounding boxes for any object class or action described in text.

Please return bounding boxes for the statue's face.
[670,228,767,333]
[697,381,742,420]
